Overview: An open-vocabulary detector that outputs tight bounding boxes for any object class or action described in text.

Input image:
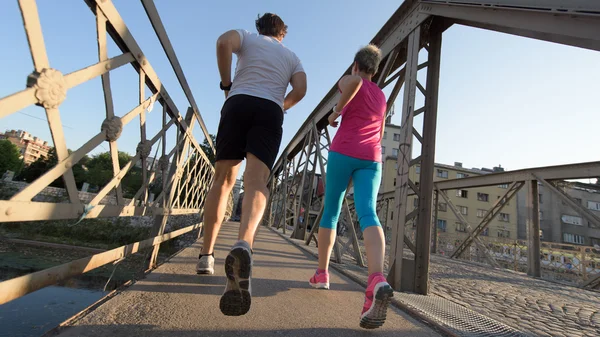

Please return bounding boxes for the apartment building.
[0,129,51,165]
[517,181,600,246]
[379,157,518,239]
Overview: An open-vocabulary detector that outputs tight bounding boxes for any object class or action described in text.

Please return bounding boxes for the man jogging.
[195,13,307,317]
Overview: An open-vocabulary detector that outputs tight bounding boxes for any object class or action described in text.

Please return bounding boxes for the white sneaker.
[219,240,253,316]
[196,254,214,274]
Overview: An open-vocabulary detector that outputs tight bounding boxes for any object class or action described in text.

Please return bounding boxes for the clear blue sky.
[1,1,598,180]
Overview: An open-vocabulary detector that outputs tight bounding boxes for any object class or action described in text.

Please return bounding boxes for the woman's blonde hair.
[354,44,382,75]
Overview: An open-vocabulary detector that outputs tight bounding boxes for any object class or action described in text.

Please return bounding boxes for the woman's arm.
[328,75,363,127]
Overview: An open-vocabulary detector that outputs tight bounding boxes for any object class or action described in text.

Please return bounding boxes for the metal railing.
[0,0,231,305]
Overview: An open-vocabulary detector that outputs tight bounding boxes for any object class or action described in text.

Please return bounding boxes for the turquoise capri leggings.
[320,151,382,232]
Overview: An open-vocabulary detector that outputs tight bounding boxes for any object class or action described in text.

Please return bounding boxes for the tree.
[0,140,23,176]
[18,148,90,188]
[86,151,142,198]
[199,134,216,165]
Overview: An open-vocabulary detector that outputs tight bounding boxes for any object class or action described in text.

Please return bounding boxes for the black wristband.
[220,81,232,91]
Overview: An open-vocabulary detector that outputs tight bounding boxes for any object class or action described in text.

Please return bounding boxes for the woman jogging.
[308,44,393,329]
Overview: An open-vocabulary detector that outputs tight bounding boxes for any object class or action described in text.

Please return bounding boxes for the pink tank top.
[330,79,387,162]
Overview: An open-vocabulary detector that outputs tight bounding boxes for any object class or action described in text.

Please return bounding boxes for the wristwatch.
[220,81,232,91]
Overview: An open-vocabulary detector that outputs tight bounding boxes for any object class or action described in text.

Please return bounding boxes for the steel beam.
[435,161,600,191]
[387,26,421,291]
[527,180,541,277]
[412,21,444,294]
[451,181,525,258]
[421,0,600,51]
[140,0,214,152]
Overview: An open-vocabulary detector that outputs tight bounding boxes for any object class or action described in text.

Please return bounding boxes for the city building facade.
[517,181,600,247]
[0,129,51,165]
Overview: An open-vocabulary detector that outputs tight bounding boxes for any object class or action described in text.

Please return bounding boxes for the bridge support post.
[527,180,541,277]
[387,19,445,295]
[387,25,421,292]
[413,22,443,294]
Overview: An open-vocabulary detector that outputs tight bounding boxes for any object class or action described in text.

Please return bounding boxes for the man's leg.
[201,159,242,255]
[219,153,269,316]
[196,159,242,275]
[238,153,271,246]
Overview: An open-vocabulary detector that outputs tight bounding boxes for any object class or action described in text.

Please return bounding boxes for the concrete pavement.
[54,223,440,337]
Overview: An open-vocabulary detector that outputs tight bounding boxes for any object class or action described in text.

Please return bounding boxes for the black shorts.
[215,94,284,170]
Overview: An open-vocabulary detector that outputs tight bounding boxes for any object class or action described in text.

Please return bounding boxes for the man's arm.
[283,72,307,111]
[216,30,242,98]
[328,75,362,127]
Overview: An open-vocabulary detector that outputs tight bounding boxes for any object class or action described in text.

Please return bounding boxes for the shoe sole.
[360,284,394,329]
[219,247,252,316]
[196,268,214,275]
[309,281,329,290]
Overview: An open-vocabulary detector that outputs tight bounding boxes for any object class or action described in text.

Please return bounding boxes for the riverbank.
[0,215,202,337]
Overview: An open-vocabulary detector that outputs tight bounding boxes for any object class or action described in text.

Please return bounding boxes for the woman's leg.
[317,152,354,271]
[352,163,384,275]
[352,161,393,329]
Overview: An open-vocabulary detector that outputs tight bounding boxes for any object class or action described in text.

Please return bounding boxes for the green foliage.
[17,148,89,188]
[0,140,23,175]
[199,134,216,165]
[85,151,143,198]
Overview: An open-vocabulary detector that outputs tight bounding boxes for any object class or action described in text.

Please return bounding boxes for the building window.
[497,196,509,205]
[393,133,400,141]
[437,219,447,232]
[393,178,396,186]
[539,193,543,203]
[436,169,448,178]
[498,184,509,189]
[381,146,386,154]
[456,190,468,198]
[391,211,394,220]
[481,228,489,236]
[416,166,421,174]
[563,233,585,245]
[392,148,399,157]
[539,211,543,220]
[561,214,583,226]
[456,222,467,232]
[438,203,447,212]
[456,172,469,179]
[413,198,419,207]
[477,193,489,202]
[383,132,387,139]
[499,213,510,222]
[588,201,600,211]
[457,206,468,215]
[477,209,486,218]
[497,230,510,238]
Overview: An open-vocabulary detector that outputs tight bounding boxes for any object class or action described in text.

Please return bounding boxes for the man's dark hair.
[255,13,287,37]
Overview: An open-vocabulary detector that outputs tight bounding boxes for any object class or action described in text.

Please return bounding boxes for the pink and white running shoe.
[360,273,394,329]
[308,269,330,289]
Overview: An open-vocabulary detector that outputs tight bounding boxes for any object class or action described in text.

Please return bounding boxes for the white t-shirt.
[228,29,304,109]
